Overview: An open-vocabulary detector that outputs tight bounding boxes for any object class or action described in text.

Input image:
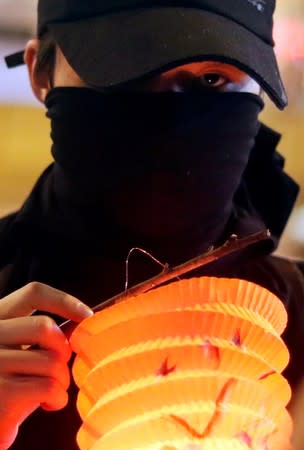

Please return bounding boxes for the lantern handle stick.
[60,229,270,338]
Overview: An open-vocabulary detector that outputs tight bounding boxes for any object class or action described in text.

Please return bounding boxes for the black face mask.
[45,88,264,257]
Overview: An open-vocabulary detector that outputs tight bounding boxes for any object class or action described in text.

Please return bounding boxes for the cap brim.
[49,7,287,109]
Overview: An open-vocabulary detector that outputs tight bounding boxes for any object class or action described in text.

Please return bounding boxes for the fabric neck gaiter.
[45,88,264,258]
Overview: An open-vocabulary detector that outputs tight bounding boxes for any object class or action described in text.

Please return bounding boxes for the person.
[1,0,304,448]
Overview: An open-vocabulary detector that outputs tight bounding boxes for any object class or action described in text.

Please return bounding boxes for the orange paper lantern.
[71,277,292,450]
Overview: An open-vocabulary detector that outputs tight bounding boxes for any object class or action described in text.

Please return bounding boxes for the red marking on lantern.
[258,370,276,381]
[170,378,235,438]
[260,438,270,450]
[232,329,242,347]
[156,357,176,377]
[201,340,220,369]
[236,431,253,448]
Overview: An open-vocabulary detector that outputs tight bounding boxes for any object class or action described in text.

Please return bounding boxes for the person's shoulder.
[0,211,18,247]
[292,257,304,276]
[268,253,304,279]
[0,211,19,264]
[0,211,18,234]
[260,253,304,289]
[240,251,304,308]
[0,212,20,296]
[263,254,304,388]
[255,253,304,324]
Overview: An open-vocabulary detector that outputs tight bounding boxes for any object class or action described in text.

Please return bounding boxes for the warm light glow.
[71,277,292,450]
[274,18,304,62]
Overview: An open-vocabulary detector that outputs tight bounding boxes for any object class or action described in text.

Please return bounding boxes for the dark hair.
[36,33,56,79]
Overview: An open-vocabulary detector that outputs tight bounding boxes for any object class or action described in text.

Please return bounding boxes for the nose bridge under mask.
[47,89,263,176]
[45,88,264,240]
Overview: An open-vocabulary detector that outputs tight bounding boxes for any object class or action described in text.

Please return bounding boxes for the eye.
[199,73,228,89]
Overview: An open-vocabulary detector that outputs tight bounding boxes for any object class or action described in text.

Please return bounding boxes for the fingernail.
[77,302,94,318]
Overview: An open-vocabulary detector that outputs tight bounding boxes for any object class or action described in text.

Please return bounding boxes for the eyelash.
[172,72,233,92]
[199,73,228,88]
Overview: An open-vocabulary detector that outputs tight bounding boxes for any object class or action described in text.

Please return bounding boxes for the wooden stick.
[60,229,270,337]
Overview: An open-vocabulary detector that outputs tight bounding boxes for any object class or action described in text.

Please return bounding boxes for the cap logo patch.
[247,0,266,12]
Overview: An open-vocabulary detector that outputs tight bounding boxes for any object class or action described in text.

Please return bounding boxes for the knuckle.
[0,349,9,369]
[0,376,10,393]
[0,376,17,401]
[33,316,56,336]
[44,377,61,397]
[47,355,69,385]
[24,281,44,299]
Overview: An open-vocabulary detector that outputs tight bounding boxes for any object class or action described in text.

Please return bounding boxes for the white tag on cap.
[247,0,266,12]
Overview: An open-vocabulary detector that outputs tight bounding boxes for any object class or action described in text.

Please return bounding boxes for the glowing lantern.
[71,277,293,450]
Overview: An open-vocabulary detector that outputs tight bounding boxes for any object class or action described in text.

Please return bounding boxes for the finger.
[0,376,68,449]
[0,424,19,450]
[0,282,93,321]
[0,349,70,390]
[0,316,71,361]
[0,374,68,414]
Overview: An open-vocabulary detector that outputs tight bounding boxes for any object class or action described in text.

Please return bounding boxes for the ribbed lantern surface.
[70,277,292,450]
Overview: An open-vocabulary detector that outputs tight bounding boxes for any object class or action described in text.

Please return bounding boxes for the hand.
[0,282,93,449]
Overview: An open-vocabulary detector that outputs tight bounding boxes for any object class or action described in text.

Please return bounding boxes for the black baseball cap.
[5,0,287,109]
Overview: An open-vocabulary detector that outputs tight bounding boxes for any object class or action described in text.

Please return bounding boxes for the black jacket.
[0,124,303,450]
